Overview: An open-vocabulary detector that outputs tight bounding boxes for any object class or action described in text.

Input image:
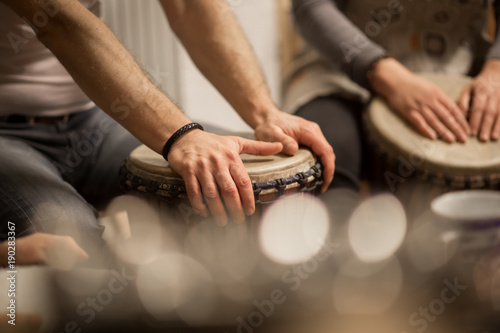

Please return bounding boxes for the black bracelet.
[162,122,204,162]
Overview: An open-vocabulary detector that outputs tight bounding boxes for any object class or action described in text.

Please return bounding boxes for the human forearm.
[2,0,191,153]
[367,57,413,97]
[292,0,386,88]
[480,59,500,75]
[486,1,500,61]
[159,1,335,191]
[160,0,278,128]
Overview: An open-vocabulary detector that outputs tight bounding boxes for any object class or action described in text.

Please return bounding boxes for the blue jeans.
[0,107,141,259]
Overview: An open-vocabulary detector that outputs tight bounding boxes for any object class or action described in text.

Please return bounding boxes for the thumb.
[237,137,283,156]
[256,127,298,155]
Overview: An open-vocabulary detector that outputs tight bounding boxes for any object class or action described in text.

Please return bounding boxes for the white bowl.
[431,190,500,228]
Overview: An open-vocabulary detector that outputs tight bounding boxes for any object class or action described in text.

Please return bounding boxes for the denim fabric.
[0,107,141,257]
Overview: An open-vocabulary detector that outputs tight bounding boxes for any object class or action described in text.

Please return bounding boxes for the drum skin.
[366,73,500,221]
[366,73,500,188]
[121,144,321,204]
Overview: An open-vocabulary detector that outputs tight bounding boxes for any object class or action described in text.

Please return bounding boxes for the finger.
[214,168,246,223]
[458,85,472,115]
[49,236,89,264]
[68,240,90,261]
[256,126,299,155]
[479,97,497,141]
[198,169,228,226]
[407,110,437,140]
[434,99,468,142]
[182,171,209,217]
[229,162,255,217]
[492,110,500,141]
[237,137,283,156]
[295,123,335,193]
[439,95,471,136]
[470,92,488,136]
[421,105,456,143]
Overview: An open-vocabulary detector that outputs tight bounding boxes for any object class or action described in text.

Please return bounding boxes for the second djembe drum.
[365,73,500,220]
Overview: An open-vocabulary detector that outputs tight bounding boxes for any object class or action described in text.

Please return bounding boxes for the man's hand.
[369,58,470,143]
[252,109,335,193]
[167,130,283,225]
[160,1,334,192]
[1,233,89,269]
[458,59,500,141]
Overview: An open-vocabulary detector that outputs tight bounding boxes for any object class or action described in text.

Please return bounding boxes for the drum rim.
[120,156,324,204]
[364,72,500,188]
[127,145,318,182]
[365,115,500,188]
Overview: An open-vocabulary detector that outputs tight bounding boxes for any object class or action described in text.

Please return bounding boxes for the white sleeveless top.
[0,0,101,116]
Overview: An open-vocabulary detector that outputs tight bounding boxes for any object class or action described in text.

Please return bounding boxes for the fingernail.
[430,131,437,140]
[481,133,488,141]
[217,218,228,227]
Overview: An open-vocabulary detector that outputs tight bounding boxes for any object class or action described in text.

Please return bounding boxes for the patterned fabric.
[120,161,323,204]
[285,0,494,113]
[345,0,488,72]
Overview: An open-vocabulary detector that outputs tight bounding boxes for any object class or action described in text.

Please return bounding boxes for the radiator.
[100,0,181,103]
[100,0,280,132]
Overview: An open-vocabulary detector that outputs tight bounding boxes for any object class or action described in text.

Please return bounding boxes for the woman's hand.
[368,58,470,143]
[458,59,500,141]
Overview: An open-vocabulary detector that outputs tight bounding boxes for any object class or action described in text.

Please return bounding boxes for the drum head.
[122,143,320,202]
[366,73,500,184]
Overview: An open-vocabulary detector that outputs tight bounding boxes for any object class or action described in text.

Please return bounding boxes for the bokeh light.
[185,221,258,284]
[0,267,59,332]
[136,253,215,324]
[348,194,407,263]
[258,193,330,265]
[332,257,403,314]
[102,195,165,265]
[406,210,459,272]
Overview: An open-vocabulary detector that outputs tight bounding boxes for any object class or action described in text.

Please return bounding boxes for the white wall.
[101,0,281,132]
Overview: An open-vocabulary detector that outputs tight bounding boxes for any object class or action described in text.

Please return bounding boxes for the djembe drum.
[120,142,323,225]
[365,73,500,221]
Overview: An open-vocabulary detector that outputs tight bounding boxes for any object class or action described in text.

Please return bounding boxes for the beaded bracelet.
[161,122,204,162]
